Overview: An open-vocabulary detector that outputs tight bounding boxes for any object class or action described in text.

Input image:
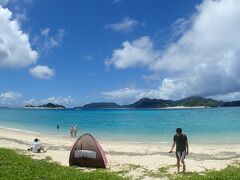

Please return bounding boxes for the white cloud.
[41,27,50,37]
[29,65,55,80]
[101,88,150,104]
[106,0,240,100]
[33,28,66,54]
[84,54,93,61]
[101,84,186,102]
[0,92,74,107]
[0,91,22,105]
[106,36,159,69]
[105,17,139,32]
[142,73,162,81]
[209,92,240,102]
[103,79,240,102]
[0,6,38,68]
[169,18,192,42]
[0,0,34,6]
[102,88,143,99]
[14,11,28,22]
[25,96,74,106]
[42,28,66,50]
[0,0,35,23]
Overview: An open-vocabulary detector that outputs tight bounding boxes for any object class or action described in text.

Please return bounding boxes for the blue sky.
[1,0,240,107]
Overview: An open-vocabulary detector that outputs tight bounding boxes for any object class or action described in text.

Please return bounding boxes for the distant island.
[222,101,240,107]
[75,96,231,109]
[24,96,240,110]
[25,103,65,109]
[81,102,120,109]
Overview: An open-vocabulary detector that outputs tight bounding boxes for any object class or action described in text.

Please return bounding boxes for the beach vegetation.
[0,148,124,180]
[44,156,53,161]
[174,164,240,180]
[142,165,172,179]
[1,148,240,180]
[114,164,143,179]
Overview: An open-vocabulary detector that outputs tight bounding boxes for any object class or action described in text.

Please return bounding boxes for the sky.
[1,0,240,107]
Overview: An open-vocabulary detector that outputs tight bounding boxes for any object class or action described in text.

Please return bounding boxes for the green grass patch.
[174,164,240,180]
[44,156,52,162]
[0,148,125,180]
[142,165,172,179]
[114,164,143,179]
[131,163,240,180]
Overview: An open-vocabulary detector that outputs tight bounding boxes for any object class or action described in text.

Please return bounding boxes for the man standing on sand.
[73,125,78,137]
[70,127,74,137]
[169,128,189,173]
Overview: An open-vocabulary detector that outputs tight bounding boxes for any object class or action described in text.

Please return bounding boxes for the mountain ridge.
[78,96,228,109]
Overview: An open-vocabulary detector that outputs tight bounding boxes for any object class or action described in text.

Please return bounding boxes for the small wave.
[0,126,40,134]
[101,137,170,144]
[132,141,170,144]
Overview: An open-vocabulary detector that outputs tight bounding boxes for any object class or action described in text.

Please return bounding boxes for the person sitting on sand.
[28,138,46,153]
[169,128,189,173]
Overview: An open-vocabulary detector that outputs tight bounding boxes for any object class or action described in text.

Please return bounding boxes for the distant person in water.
[70,127,74,137]
[28,138,46,153]
[169,128,189,173]
[73,125,78,137]
[57,124,60,129]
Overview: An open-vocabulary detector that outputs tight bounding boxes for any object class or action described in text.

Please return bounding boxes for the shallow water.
[0,107,239,144]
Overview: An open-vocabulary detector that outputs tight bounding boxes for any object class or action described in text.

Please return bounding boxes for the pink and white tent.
[69,133,107,168]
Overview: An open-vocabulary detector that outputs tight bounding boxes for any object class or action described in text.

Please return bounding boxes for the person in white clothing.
[28,138,46,153]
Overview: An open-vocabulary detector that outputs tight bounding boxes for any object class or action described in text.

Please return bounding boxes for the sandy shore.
[0,128,240,179]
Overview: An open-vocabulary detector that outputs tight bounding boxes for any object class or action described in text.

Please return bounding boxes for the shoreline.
[1,127,240,179]
[0,126,240,145]
[2,106,239,110]
[24,107,65,110]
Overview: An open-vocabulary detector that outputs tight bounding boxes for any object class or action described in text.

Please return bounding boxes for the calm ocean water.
[0,107,240,144]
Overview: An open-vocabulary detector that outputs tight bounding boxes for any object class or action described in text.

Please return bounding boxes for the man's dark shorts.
[176,150,186,160]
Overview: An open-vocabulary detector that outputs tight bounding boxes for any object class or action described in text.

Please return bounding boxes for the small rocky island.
[25,103,65,109]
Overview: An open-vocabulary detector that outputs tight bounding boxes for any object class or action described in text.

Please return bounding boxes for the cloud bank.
[105,0,240,101]
[0,91,22,105]
[0,92,74,107]
[0,6,38,68]
[25,96,74,107]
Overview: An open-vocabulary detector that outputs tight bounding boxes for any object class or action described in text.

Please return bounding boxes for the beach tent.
[69,133,107,168]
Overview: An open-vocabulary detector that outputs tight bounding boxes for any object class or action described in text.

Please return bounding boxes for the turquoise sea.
[0,107,240,144]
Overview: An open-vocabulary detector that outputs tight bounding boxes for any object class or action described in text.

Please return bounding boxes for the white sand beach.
[0,128,240,179]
